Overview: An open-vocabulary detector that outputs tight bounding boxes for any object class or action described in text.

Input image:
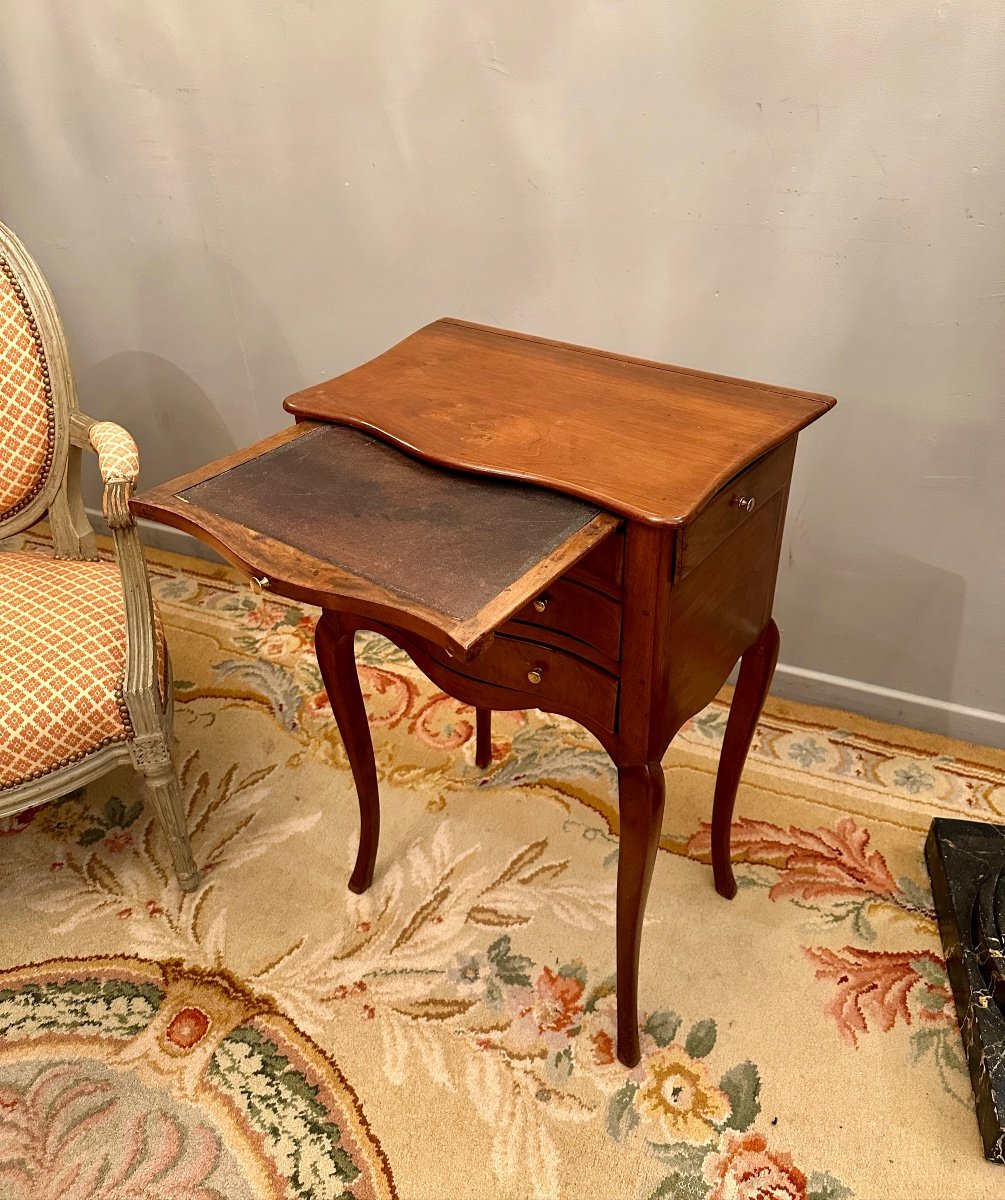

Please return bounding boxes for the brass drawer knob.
[533,596,549,613]
[249,575,270,593]
[527,668,544,685]
[733,495,756,513]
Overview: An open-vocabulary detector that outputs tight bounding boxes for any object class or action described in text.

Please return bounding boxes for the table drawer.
[457,632,619,730]
[567,527,624,593]
[677,439,796,580]
[503,576,622,662]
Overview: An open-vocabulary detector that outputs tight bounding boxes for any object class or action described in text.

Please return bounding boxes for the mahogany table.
[132,318,835,1067]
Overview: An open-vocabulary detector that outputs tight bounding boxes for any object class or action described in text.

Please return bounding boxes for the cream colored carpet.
[2,536,1004,1199]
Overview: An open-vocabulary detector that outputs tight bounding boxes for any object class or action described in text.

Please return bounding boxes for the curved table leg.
[315,610,379,894]
[711,618,780,900]
[616,760,666,1067]
[475,708,492,768]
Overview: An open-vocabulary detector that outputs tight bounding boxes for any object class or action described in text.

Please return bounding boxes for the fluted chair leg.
[130,735,200,891]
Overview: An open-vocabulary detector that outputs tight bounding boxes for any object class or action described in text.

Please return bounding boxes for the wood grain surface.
[284,318,835,527]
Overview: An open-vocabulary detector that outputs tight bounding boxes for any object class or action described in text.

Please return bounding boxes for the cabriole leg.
[475,707,492,768]
[315,610,380,894]
[710,618,780,899]
[615,760,666,1067]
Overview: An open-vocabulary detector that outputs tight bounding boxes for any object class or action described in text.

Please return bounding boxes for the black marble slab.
[925,817,1005,1163]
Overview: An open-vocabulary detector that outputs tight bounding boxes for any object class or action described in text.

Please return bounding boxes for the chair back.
[0,221,91,553]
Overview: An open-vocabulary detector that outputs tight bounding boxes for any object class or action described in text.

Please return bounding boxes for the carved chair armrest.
[71,413,140,528]
[70,412,165,705]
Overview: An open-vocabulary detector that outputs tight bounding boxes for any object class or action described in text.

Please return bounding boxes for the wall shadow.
[76,351,236,511]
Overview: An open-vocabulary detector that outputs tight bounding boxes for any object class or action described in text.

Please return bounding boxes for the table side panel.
[662,487,790,735]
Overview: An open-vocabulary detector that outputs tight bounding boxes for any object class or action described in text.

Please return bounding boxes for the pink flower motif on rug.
[526,966,585,1034]
[703,1130,808,1200]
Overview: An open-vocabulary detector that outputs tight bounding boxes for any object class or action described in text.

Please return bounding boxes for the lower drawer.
[448,632,619,731]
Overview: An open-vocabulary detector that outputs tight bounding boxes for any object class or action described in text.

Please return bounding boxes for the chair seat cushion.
[0,551,167,791]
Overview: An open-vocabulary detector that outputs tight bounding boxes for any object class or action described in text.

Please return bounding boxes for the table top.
[132,422,620,658]
[285,318,836,527]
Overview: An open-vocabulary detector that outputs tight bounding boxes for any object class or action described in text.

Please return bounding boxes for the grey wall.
[2,3,1003,744]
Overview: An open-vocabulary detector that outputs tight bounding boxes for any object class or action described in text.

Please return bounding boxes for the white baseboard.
[105,507,1005,750]
[771,663,1005,750]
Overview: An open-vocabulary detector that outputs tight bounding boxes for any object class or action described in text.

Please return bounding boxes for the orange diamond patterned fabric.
[88,421,139,485]
[0,260,54,521]
[0,551,168,791]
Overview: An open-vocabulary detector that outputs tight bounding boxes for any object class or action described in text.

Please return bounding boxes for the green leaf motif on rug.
[584,973,617,1013]
[77,794,145,847]
[213,658,305,731]
[645,1142,710,1200]
[693,709,728,741]
[909,1025,970,1105]
[807,1170,854,1200]
[792,897,877,942]
[486,935,533,987]
[897,874,935,916]
[558,959,588,987]
[551,1047,574,1082]
[911,954,949,991]
[0,979,161,1040]
[647,1170,707,1200]
[210,1025,361,1200]
[718,1061,761,1132]
[606,1081,640,1141]
[646,1142,709,1173]
[643,1008,682,1047]
[684,1017,717,1059]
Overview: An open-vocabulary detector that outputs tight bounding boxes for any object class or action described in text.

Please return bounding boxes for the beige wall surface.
[2,3,1003,743]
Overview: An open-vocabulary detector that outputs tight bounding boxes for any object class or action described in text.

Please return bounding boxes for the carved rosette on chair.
[132,317,835,1064]
[0,221,199,891]
[926,818,1005,1162]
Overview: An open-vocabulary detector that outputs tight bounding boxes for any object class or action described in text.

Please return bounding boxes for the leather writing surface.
[180,424,604,622]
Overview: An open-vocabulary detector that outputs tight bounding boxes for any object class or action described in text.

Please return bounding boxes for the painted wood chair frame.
[0,220,199,890]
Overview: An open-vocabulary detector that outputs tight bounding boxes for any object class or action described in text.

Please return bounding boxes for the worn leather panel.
[181,424,603,622]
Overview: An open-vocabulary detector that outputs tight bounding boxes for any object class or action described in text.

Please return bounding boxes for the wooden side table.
[133,318,835,1066]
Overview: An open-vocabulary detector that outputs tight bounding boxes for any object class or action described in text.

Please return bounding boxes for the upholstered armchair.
[0,220,199,890]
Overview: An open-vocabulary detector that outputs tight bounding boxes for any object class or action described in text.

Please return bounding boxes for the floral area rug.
[2,534,1005,1200]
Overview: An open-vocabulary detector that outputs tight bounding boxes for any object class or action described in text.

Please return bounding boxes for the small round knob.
[533,596,549,613]
[527,668,544,685]
[250,575,270,593]
[734,496,756,513]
